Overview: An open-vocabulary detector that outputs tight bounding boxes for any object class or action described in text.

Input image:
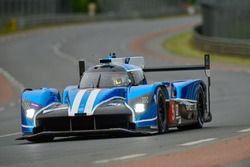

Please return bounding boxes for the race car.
[17,54,212,142]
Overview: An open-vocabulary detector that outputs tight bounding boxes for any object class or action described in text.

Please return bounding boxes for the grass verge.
[162,32,250,65]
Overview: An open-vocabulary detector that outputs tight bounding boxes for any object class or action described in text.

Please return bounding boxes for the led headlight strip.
[22,100,41,120]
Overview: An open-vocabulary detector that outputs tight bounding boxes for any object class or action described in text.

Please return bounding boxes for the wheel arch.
[152,82,170,100]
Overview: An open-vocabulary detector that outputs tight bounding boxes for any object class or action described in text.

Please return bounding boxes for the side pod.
[143,54,211,121]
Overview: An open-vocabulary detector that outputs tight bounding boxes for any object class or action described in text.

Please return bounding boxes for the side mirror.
[128,79,133,86]
[79,60,85,80]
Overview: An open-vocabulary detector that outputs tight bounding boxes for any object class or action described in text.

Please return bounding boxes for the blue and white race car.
[17,54,212,142]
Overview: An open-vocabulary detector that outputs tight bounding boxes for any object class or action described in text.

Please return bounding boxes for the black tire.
[193,86,205,129]
[156,87,168,133]
[206,111,213,122]
[27,136,54,143]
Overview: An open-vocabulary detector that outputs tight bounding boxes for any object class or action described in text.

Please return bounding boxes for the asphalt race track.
[0,16,250,167]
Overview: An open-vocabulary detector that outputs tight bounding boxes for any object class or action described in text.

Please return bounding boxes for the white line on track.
[9,102,16,107]
[0,132,21,138]
[52,43,78,64]
[238,128,250,133]
[0,67,25,92]
[179,138,217,146]
[93,153,147,164]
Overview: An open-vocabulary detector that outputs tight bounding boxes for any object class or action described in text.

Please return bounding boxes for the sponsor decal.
[107,103,122,107]
[172,109,176,121]
[125,58,130,64]
[141,96,149,103]
[30,103,39,109]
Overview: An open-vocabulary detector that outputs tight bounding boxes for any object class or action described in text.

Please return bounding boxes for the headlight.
[134,103,145,113]
[26,108,36,119]
[22,100,41,120]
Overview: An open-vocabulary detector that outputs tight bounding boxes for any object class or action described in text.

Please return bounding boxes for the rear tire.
[156,88,168,133]
[193,86,205,129]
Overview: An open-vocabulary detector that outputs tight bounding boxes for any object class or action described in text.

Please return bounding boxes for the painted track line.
[94,153,146,164]
[0,67,24,92]
[52,43,78,64]
[238,128,250,133]
[52,42,96,67]
[9,102,16,107]
[0,132,21,138]
[179,138,217,146]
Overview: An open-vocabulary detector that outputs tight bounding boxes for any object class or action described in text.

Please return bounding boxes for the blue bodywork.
[19,56,208,136]
[21,88,60,133]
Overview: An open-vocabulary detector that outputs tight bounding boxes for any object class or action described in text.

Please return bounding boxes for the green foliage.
[185,0,196,5]
[69,0,96,13]
[162,32,250,65]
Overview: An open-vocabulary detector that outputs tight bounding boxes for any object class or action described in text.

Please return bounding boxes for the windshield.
[80,72,130,88]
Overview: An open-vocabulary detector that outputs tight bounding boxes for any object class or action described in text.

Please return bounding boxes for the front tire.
[156,88,168,133]
[193,86,205,129]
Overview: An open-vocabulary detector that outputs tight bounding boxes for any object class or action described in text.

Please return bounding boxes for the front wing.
[16,128,157,140]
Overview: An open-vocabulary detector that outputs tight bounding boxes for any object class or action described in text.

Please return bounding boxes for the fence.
[98,0,185,18]
[0,0,187,30]
[0,0,71,17]
[193,25,250,56]
[0,0,186,18]
[200,0,250,40]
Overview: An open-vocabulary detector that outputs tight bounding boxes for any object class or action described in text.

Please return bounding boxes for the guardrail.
[14,14,117,29]
[0,8,187,31]
[0,0,187,31]
[0,14,128,30]
[193,25,250,57]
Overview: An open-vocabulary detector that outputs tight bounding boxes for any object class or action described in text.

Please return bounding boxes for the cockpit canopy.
[79,65,146,89]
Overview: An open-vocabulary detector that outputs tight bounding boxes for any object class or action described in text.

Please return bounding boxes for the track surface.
[0,16,250,167]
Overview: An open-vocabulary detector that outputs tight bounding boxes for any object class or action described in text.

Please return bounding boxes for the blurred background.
[0,0,250,57]
[0,1,250,167]
[0,0,188,30]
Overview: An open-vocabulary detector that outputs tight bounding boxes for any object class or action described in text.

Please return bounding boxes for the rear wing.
[143,54,211,115]
[143,54,210,72]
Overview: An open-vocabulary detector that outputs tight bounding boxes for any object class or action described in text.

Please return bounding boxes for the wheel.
[206,111,212,122]
[193,86,205,129]
[27,135,54,143]
[156,87,168,133]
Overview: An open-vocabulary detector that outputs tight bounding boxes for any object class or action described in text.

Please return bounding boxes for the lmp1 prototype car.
[17,54,212,142]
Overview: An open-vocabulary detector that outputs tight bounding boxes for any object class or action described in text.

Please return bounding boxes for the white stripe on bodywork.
[174,98,197,103]
[134,116,157,123]
[85,89,101,115]
[91,96,125,113]
[69,89,87,116]
[21,124,34,128]
[124,103,135,122]
[33,102,60,126]
[43,106,68,114]
[91,97,135,120]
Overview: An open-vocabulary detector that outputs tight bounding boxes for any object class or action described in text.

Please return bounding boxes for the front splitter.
[16,128,157,140]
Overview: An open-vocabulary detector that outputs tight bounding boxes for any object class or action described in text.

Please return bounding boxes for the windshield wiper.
[96,74,101,88]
